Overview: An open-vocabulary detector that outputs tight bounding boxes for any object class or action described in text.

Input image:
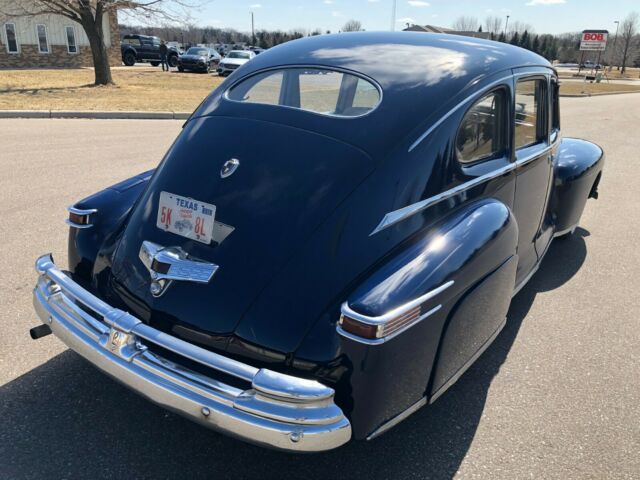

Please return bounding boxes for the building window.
[36,24,49,53]
[4,23,19,54]
[65,26,77,54]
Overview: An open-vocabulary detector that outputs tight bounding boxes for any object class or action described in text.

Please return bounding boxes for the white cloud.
[249,3,262,8]
[323,0,334,4]
[525,0,565,5]
[397,16,415,23]
[332,10,343,17]
[408,0,430,6]
[368,0,381,2]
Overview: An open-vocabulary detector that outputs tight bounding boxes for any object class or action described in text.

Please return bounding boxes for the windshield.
[186,48,208,56]
[227,51,251,59]
[227,68,381,117]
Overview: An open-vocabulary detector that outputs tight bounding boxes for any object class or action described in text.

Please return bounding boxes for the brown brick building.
[0,9,121,68]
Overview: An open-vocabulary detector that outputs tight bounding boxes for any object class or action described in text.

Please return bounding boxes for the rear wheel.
[123,51,136,66]
[168,55,178,68]
[150,61,160,67]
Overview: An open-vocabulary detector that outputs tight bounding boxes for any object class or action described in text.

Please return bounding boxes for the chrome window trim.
[408,74,513,152]
[223,64,383,120]
[337,280,454,345]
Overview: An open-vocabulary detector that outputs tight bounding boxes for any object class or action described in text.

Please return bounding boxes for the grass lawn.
[559,81,640,96]
[0,67,223,112]
[1,66,640,112]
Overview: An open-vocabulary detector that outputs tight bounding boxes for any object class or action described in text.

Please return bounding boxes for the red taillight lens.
[68,212,90,225]
[339,314,380,339]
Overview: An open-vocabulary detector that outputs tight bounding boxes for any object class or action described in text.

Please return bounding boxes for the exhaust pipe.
[30,324,52,340]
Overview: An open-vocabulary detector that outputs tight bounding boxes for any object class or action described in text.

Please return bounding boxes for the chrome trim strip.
[340,280,453,325]
[66,206,98,229]
[366,396,428,441]
[370,165,515,235]
[408,74,514,152]
[429,317,507,404]
[370,146,553,235]
[67,206,98,216]
[32,254,351,452]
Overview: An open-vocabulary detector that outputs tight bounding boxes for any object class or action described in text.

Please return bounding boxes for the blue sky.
[189,0,637,35]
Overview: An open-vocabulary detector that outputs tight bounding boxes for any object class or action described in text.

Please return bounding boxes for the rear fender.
[338,198,518,439]
[68,170,154,282]
[549,137,604,233]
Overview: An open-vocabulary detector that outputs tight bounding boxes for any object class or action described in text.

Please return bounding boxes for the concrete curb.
[0,110,192,120]
[560,90,640,98]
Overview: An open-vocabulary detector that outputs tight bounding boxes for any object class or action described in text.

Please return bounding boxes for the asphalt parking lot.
[1,93,639,479]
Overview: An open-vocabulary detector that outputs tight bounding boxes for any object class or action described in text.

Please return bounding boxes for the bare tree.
[509,20,534,36]
[0,0,196,86]
[618,12,639,74]
[452,15,479,32]
[342,19,363,32]
[484,15,503,37]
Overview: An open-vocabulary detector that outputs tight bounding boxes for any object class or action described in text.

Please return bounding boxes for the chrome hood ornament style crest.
[139,241,218,297]
[220,158,240,178]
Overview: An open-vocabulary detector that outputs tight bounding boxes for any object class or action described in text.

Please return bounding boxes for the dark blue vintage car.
[31,32,603,452]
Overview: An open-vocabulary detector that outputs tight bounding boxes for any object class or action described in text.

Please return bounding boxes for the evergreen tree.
[478,25,483,32]
[532,35,540,54]
[510,32,520,46]
[498,31,506,42]
[520,30,531,50]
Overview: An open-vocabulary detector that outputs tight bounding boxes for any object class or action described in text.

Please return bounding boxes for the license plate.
[156,191,216,244]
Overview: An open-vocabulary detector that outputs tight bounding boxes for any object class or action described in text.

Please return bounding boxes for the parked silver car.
[217,50,256,76]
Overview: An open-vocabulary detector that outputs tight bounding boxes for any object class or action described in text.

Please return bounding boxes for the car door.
[511,73,554,287]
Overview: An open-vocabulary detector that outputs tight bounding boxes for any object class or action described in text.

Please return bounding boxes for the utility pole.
[504,15,510,37]
[612,20,619,70]
[251,11,256,46]
[391,0,397,31]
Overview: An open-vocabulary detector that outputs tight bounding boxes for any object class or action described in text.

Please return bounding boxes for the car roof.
[243,32,550,87]
[194,32,552,159]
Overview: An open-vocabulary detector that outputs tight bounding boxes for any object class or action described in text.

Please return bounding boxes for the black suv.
[121,35,179,67]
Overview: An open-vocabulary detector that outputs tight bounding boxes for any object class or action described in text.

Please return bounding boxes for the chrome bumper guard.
[32,254,351,452]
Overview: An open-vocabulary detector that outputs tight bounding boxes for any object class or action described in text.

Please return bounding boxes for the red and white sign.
[580,31,608,51]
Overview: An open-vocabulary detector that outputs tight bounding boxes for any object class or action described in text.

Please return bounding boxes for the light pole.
[612,20,619,70]
[391,0,397,31]
[251,11,256,46]
[504,15,510,38]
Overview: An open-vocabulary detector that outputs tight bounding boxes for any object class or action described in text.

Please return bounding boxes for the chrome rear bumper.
[32,254,351,452]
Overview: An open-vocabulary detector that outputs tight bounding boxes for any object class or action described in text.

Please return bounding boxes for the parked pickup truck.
[121,34,179,67]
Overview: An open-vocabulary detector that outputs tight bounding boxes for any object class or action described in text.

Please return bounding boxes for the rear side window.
[227,68,381,117]
[515,79,546,149]
[456,90,505,164]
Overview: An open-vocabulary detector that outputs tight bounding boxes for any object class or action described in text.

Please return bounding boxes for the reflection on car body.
[30,32,604,453]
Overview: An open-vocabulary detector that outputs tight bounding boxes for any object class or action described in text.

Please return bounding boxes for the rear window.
[226,68,381,118]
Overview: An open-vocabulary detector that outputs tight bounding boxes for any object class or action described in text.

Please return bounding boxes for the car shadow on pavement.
[0,230,589,480]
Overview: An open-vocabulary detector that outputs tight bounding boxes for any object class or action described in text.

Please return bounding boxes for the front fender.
[68,170,154,282]
[317,198,518,439]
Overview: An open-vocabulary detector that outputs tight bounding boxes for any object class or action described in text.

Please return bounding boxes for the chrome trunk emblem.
[139,241,218,297]
[220,158,240,178]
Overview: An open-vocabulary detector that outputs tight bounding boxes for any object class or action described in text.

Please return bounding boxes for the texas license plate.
[156,191,216,244]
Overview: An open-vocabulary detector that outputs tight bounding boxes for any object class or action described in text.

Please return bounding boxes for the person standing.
[159,40,169,72]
